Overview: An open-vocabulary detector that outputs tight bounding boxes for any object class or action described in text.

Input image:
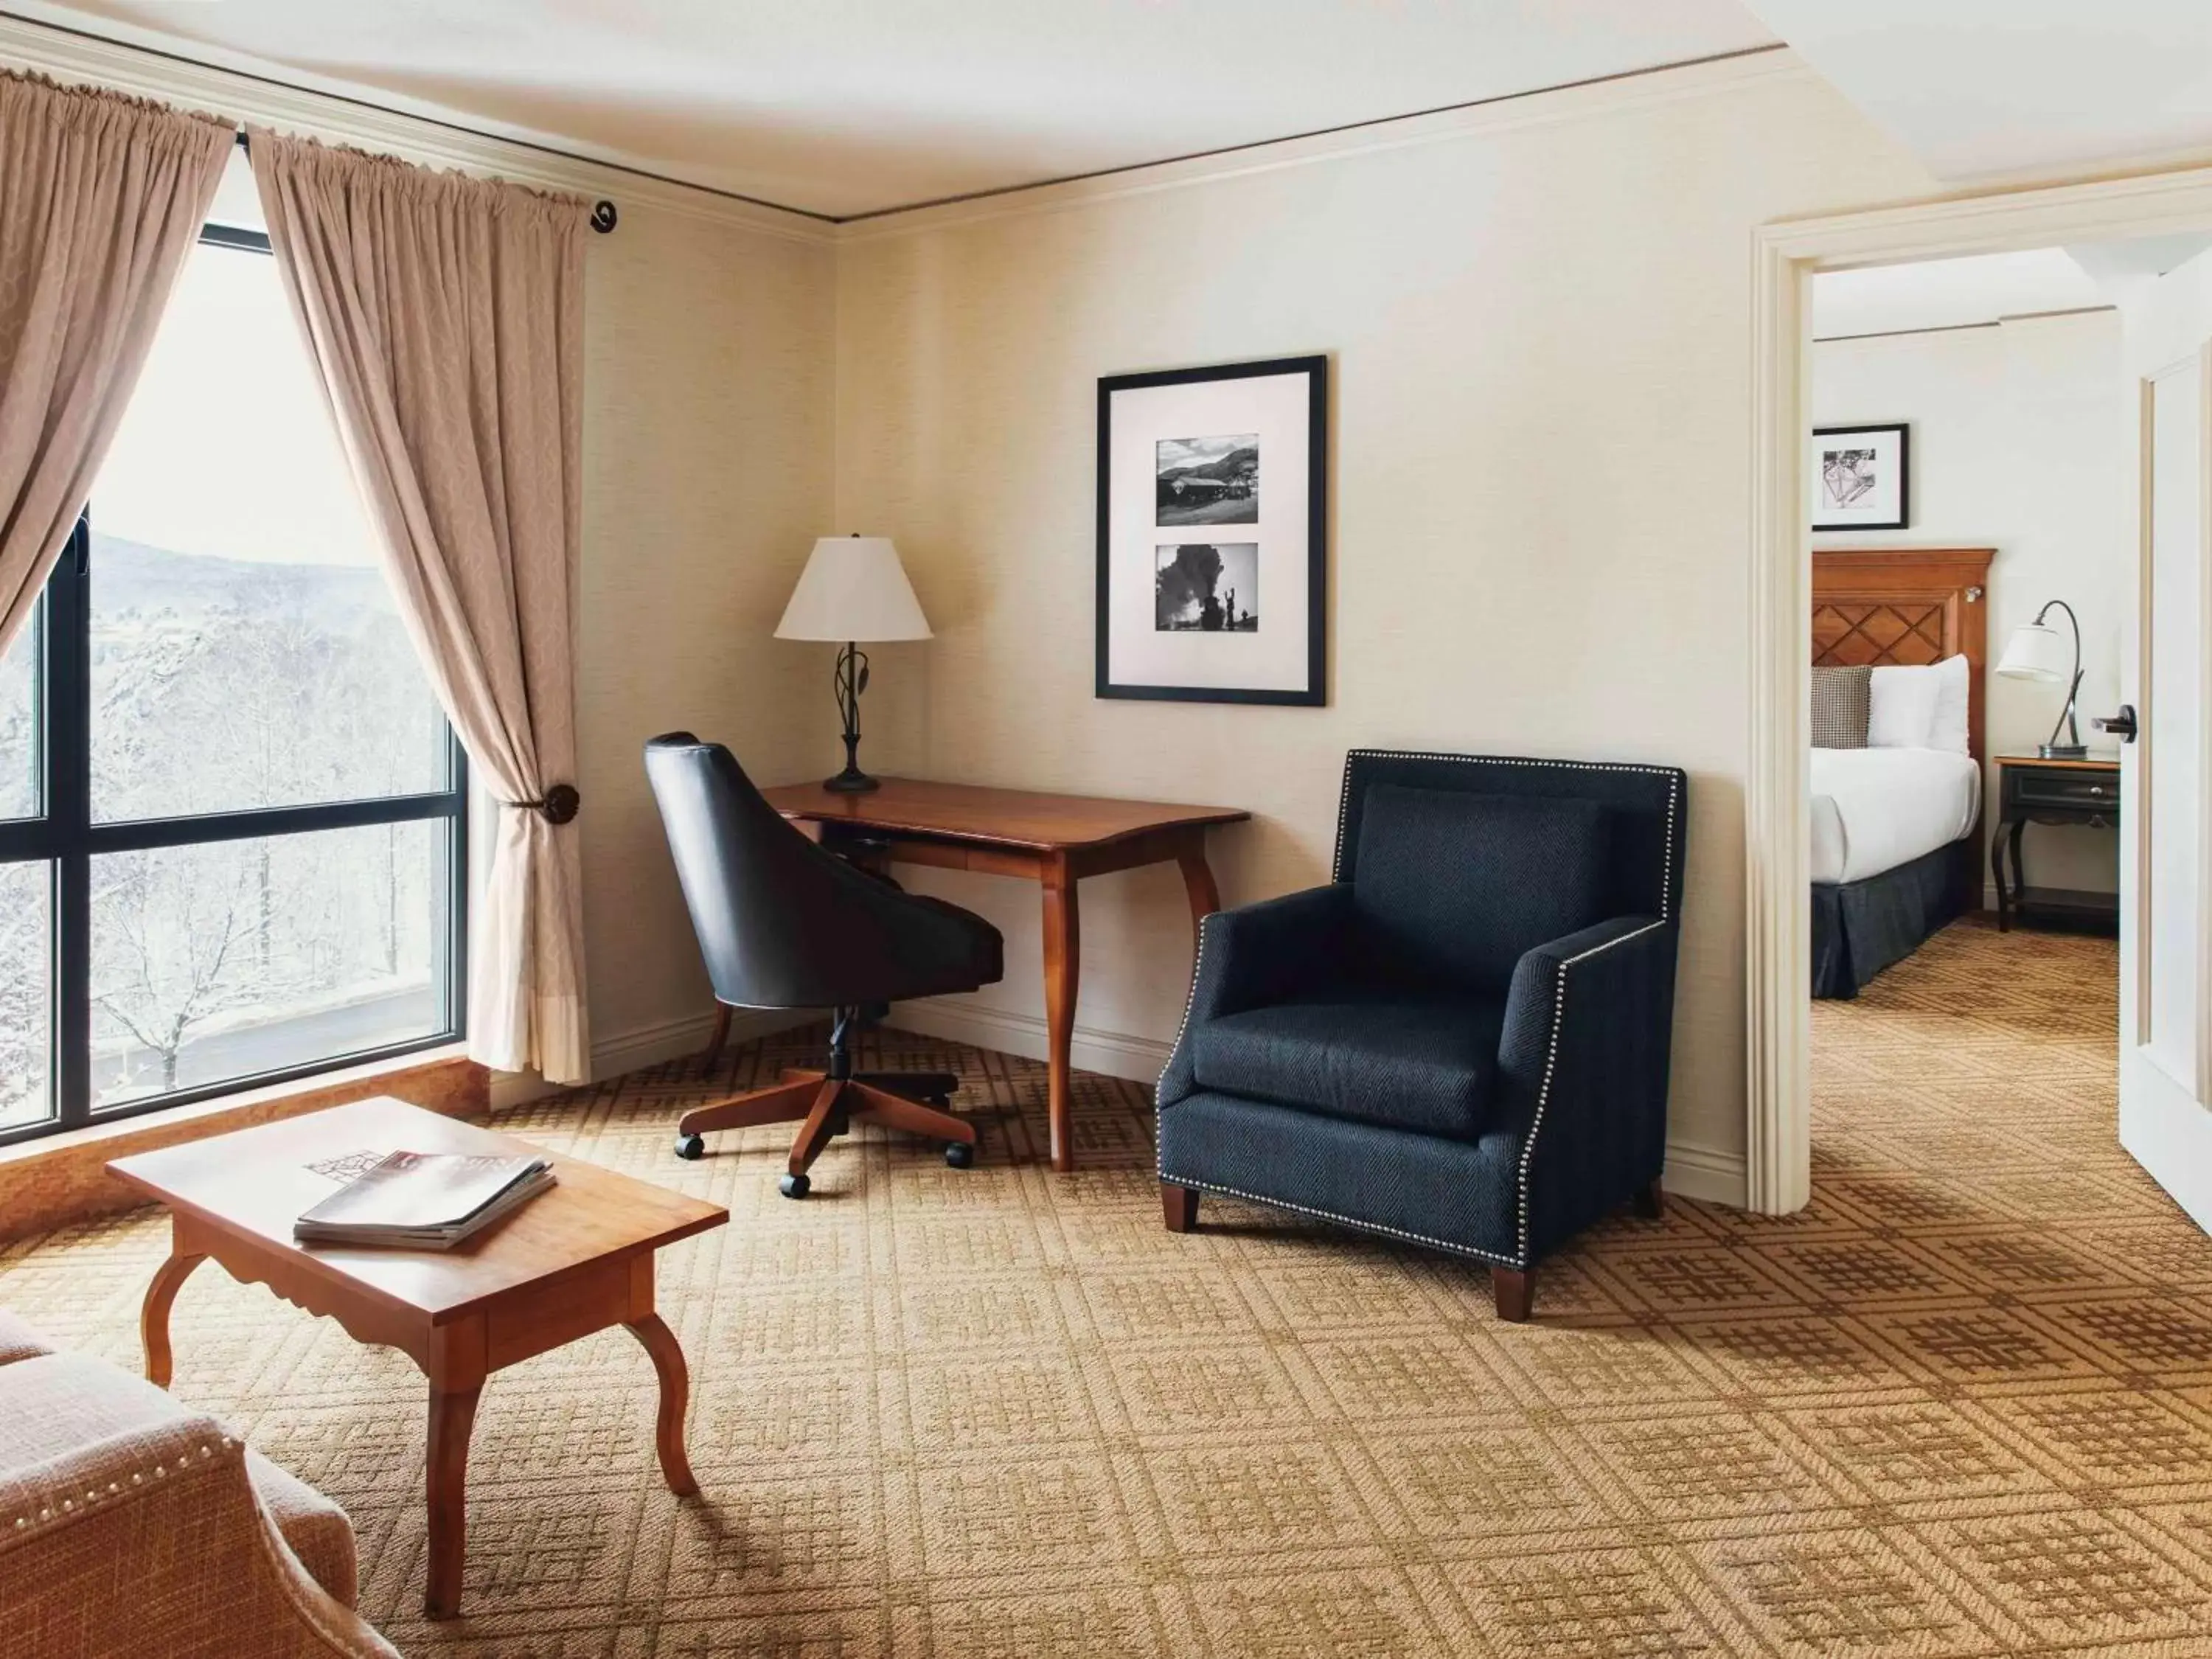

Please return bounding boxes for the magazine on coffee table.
[295,1150,555,1249]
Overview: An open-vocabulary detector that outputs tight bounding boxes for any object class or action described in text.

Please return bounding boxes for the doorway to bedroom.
[1805,243,2134,1214]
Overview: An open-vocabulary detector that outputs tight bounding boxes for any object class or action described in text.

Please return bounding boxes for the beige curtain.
[0,72,232,652]
[248,129,590,1083]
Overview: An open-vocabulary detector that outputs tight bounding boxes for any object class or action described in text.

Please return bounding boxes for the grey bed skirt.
[1811,841,1966,1000]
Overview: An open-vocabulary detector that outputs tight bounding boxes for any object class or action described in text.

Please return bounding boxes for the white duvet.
[1809,746,1981,886]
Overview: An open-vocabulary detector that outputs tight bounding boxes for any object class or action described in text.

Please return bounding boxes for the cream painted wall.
[574,205,835,1073]
[1811,310,2131,896]
[830,57,1936,1186]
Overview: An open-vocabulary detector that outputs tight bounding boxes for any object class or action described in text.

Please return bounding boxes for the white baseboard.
[490,1006,807,1109]
[1663,1138,1748,1207]
[887,998,1172,1084]
[891,998,1753,1210]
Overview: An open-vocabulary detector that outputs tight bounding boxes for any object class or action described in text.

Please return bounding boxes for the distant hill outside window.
[0,230,466,1138]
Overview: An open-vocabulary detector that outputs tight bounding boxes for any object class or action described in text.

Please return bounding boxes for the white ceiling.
[4,0,1778,218]
[1812,249,2104,340]
[1739,0,2212,182]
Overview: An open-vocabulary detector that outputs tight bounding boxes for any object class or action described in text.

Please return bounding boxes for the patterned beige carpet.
[7,918,2212,1656]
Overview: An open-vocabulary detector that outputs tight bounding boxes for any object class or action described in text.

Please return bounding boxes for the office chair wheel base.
[779,1173,811,1199]
[943,1141,974,1169]
[674,1134,706,1161]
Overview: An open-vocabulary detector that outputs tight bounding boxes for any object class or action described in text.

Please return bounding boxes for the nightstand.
[1990,753,2121,933]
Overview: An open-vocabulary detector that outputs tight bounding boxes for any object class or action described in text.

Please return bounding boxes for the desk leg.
[1175,843,1222,947]
[1043,857,1080,1172]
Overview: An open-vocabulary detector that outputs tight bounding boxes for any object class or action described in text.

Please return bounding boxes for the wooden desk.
[754,776,1249,1171]
[1991,752,2121,933]
[109,1098,726,1619]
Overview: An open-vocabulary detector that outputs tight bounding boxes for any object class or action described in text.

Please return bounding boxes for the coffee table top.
[108,1098,726,1324]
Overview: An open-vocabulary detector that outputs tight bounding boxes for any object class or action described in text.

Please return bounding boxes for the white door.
[2120,254,2212,1231]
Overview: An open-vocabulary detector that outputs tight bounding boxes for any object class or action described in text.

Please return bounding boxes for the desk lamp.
[775,535,931,792]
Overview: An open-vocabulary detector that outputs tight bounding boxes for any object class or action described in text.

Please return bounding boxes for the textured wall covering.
[830,56,1937,1179]
[575,203,835,1071]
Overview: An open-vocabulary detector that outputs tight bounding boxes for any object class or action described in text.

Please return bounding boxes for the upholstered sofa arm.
[1492,914,1677,1259]
[1156,883,1354,1109]
[0,1363,399,1659]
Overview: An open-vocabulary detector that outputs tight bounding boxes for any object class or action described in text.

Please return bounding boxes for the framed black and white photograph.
[1812,422,1909,532]
[1098,356,1325,703]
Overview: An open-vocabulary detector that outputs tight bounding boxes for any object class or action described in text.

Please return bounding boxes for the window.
[0,226,465,1141]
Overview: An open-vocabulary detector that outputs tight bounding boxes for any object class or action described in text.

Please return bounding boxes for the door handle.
[2095,705,2138,743]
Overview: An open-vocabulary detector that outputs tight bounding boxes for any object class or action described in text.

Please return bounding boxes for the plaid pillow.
[1811,664,1871,749]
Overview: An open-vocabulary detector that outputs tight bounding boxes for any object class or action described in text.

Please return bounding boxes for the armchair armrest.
[1156,884,1354,1109]
[1,1413,400,1658]
[1492,914,1678,1261]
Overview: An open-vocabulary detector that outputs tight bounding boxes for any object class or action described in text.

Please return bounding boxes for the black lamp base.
[2037,742,2088,760]
[822,768,880,793]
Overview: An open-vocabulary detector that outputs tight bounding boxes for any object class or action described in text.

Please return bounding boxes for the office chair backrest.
[644,732,985,1011]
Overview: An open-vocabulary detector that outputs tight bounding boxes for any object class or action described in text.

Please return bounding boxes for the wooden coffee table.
[108,1097,728,1619]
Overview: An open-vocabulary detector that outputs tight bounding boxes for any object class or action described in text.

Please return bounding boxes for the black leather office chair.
[644,733,1005,1196]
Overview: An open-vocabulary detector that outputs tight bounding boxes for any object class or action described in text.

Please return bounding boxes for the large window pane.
[0,611,35,822]
[0,862,52,1128]
[91,821,449,1108]
[88,241,446,822]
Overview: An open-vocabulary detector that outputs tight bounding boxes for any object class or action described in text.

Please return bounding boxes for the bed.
[1810,547,1994,998]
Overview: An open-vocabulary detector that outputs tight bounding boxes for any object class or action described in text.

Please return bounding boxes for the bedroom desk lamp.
[1997,599,2087,759]
[776,535,932,792]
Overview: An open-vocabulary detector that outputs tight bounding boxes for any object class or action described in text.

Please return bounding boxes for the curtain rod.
[231,126,616,232]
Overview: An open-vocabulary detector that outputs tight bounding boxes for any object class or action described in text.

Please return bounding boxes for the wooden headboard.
[1812,547,1994,761]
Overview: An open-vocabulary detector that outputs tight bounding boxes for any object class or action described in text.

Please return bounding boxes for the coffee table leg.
[141,1246,204,1388]
[424,1382,481,1619]
[626,1312,700,1496]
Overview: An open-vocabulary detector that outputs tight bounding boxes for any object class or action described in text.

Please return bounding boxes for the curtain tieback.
[501,783,580,824]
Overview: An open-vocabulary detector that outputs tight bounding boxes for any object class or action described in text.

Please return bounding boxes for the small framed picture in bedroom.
[1096,355,1326,704]
[1812,423,1910,532]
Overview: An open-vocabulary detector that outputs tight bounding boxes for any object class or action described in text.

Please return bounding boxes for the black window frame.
[0,226,468,1148]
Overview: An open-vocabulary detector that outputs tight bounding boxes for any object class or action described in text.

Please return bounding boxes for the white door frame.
[1747,162,2212,1214]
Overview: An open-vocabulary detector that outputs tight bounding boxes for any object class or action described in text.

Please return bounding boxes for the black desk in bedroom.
[1990,753,2121,933]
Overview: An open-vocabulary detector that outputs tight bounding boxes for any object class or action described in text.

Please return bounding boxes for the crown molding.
[833,46,1806,245]
[0,11,835,246]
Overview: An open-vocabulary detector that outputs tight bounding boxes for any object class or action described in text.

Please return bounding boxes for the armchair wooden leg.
[1492,1266,1534,1324]
[1632,1178,1663,1220]
[1161,1183,1199,1234]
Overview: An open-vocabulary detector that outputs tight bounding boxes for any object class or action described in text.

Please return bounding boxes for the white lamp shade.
[1997,620,2070,682]
[774,536,932,642]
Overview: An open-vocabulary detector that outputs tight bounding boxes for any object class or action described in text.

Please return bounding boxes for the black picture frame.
[1096,355,1327,705]
[1812,422,1910,532]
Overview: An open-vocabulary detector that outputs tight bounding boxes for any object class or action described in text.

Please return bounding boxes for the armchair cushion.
[1352,784,1612,992]
[1192,995,1506,1139]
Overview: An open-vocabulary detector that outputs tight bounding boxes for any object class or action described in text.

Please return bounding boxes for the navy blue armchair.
[1156,751,1686,1321]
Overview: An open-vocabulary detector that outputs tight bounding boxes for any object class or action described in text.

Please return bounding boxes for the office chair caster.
[779,1173,811,1199]
[943,1141,973,1169]
[674,1134,706,1161]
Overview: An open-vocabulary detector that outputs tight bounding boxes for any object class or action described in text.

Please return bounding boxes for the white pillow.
[1927,653,1970,754]
[1869,663,1940,749]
